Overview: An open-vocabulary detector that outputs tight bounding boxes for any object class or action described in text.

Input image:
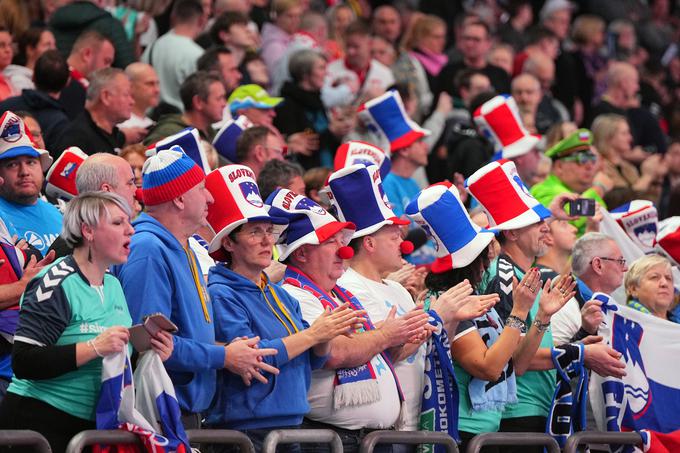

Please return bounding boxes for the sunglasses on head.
[557,151,597,164]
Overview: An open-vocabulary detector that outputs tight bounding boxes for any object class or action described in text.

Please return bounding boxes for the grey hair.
[62,191,131,248]
[572,232,615,276]
[624,254,673,296]
[87,67,126,102]
[75,153,119,193]
[289,49,324,84]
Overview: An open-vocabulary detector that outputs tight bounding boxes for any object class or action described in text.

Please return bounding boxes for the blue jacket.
[205,265,326,429]
[111,213,225,413]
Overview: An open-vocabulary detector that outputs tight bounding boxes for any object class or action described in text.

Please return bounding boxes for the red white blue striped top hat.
[266,188,355,261]
[205,164,288,257]
[141,146,206,206]
[465,159,551,230]
[334,140,391,180]
[327,163,409,238]
[0,111,52,171]
[212,115,252,163]
[357,90,430,152]
[406,182,497,273]
[45,146,87,201]
[148,127,210,174]
[473,95,540,159]
[611,200,658,253]
[656,216,680,266]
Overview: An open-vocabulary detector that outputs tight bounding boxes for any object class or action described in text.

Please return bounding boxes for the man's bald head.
[125,62,160,111]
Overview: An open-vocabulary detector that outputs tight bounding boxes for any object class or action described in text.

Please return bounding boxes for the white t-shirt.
[337,267,426,431]
[551,297,582,345]
[283,283,401,429]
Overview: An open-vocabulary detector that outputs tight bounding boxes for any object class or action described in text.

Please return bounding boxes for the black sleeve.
[12,341,77,379]
[13,271,71,348]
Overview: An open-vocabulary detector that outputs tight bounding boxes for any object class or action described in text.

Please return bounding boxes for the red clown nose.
[337,246,354,260]
[400,240,415,255]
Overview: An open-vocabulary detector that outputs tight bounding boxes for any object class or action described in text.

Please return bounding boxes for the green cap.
[545,128,593,160]
[228,84,283,114]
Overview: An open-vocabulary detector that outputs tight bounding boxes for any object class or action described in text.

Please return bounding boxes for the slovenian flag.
[589,294,680,452]
[96,351,189,452]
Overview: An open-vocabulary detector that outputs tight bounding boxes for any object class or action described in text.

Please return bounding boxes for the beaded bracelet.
[506,315,527,334]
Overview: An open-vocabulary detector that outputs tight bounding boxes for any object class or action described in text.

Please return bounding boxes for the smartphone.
[568,198,596,217]
[129,313,177,352]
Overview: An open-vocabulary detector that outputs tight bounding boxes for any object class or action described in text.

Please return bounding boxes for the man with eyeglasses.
[234,126,286,178]
[551,232,628,344]
[531,129,614,236]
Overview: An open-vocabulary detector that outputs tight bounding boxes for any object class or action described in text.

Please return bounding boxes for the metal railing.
[0,430,52,452]
[360,430,459,453]
[563,431,642,453]
[186,429,255,452]
[262,429,343,453]
[65,430,142,453]
[466,432,560,453]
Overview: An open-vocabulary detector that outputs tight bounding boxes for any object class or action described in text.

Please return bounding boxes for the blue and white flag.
[96,351,190,453]
[590,294,680,438]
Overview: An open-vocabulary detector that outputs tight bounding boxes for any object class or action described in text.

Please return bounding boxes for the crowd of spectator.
[0,0,679,452]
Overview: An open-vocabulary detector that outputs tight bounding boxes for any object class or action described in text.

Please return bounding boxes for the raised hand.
[512,268,541,317]
[376,306,430,348]
[308,303,365,342]
[537,274,576,320]
[225,337,279,386]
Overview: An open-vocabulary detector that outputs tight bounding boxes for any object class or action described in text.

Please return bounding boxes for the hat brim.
[229,98,283,113]
[502,135,540,159]
[277,220,356,262]
[1,145,53,171]
[492,204,552,230]
[352,216,410,239]
[208,215,289,257]
[431,230,496,273]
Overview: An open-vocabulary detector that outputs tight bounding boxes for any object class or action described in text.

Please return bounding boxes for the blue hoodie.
[206,265,326,429]
[111,213,225,413]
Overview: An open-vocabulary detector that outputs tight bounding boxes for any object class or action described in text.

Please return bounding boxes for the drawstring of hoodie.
[258,274,298,336]
[184,246,211,323]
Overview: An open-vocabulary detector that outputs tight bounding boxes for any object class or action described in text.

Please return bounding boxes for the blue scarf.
[418,310,460,452]
[468,309,518,412]
[546,343,587,448]
[284,266,404,408]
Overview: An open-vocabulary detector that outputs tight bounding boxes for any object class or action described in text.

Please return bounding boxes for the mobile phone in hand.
[568,198,596,216]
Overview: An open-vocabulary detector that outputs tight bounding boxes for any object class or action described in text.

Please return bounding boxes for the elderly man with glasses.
[531,129,614,236]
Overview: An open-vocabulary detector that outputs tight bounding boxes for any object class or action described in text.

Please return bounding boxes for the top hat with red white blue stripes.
[266,188,355,261]
[212,115,252,163]
[45,146,88,201]
[466,159,551,230]
[473,95,539,159]
[205,164,288,258]
[357,90,430,152]
[656,216,680,266]
[148,127,210,174]
[406,182,496,273]
[611,200,658,253]
[334,140,391,179]
[327,163,409,238]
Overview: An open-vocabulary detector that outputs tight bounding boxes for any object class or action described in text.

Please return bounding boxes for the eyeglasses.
[239,226,276,242]
[592,256,627,267]
[558,152,598,165]
[264,146,287,157]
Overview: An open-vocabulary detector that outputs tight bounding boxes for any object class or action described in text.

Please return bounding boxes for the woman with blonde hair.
[402,14,448,88]
[591,114,666,201]
[625,254,678,323]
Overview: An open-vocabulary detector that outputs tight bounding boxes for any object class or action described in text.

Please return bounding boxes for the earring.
[87,244,93,263]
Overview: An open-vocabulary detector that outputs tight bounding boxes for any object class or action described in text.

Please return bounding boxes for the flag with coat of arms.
[589,293,680,452]
[95,351,190,453]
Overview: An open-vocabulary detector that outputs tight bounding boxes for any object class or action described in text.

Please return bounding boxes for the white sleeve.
[551,298,582,345]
